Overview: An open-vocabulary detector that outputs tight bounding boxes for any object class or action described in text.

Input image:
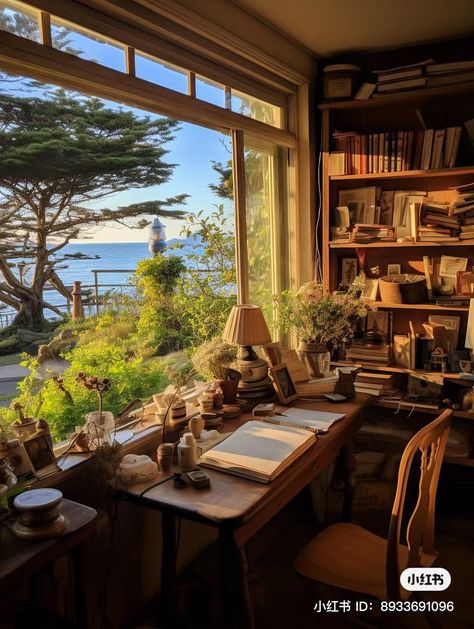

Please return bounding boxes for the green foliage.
[191,337,237,380]
[135,255,186,298]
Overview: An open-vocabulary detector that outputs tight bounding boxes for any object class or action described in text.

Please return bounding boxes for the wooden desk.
[117,395,371,628]
[0,498,97,626]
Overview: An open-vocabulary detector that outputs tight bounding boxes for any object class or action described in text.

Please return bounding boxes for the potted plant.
[76,373,114,447]
[276,278,369,377]
[10,402,37,441]
[192,337,240,403]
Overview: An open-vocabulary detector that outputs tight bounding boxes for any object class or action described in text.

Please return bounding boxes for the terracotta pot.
[297,341,331,378]
[217,379,239,403]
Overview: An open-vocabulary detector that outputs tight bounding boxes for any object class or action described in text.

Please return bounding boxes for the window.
[135,51,188,94]
[233,90,283,129]
[244,140,289,325]
[50,18,125,72]
[196,75,225,107]
[0,0,39,42]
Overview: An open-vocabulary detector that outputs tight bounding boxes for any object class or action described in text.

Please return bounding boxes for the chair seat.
[294,522,437,601]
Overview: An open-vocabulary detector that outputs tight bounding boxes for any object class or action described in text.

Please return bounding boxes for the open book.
[262,407,345,433]
[199,420,315,483]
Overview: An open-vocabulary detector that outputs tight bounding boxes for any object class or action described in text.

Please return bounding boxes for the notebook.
[266,407,345,433]
[199,420,315,483]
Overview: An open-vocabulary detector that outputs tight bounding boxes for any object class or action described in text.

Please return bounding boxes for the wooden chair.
[294,409,452,601]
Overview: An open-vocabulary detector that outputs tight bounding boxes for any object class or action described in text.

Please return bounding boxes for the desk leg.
[161,512,177,627]
[219,526,255,629]
[341,443,356,522]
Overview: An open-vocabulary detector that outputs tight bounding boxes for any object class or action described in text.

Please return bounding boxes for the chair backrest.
[386,409,452,600]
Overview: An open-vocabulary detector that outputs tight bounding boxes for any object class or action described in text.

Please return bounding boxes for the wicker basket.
[379,274,427,304]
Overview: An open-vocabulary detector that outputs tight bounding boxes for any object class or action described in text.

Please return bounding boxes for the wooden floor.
[132,472,474,629]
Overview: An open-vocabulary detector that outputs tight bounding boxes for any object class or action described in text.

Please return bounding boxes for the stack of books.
[331,126,461,175]
[452,183,474,240]
[330,226,351,242]
[351,223,396,243]
[374,59,433,94]
[426,60,474,88]
[418,200,460,241]
[355,372,397,397]
[345,340,391,366]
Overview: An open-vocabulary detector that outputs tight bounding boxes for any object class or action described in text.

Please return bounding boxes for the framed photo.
[387,263,401,275]
[339,258,357,287]
[362,278,379,301]
[269,363,298,405]
[263,342,282,367]
[23,433,60,480]
[456,271,474,296]
[279,348,310,382]
[338,187,377,225]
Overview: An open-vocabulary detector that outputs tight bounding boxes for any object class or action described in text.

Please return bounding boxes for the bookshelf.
[320,81,474,358]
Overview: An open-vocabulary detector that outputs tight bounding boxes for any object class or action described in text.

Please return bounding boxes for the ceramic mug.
[188,415,205,439]
[460,360,473,374]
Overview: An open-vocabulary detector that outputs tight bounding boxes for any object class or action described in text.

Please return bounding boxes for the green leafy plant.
[276,278,369,348]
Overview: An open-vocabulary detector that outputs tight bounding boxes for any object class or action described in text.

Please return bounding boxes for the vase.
[297,341,331,378]
[85,410,115,447]
[217,379,240,403]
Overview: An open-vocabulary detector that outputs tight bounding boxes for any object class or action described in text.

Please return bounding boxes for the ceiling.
[234,0,474,57]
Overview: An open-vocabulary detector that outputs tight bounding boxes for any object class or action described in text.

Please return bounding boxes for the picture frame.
[263,342,282,367]
[338,187,377,225]
[23,433,60,480]
[456,271,474,296]
[362,278,379,301]
[269,363,299,404]
[387,263,401,275]
[339,258,358,287]
[279,348,310,382]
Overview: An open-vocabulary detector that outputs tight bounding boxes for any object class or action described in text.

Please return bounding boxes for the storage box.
[323,64,361,100]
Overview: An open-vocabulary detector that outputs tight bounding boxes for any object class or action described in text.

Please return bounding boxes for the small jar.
[199,393,214,414]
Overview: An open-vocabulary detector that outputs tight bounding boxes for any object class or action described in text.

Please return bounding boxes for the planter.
[217,378,240,403]
[11,419,37,441]
[85,410,115,447]
[297,341,331,378]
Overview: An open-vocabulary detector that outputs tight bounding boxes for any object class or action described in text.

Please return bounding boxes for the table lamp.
[222,305,273,395]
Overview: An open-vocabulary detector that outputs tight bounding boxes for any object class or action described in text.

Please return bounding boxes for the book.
[199,420,316,483]
[354,82,376,100]
[376,77,426,93]
[426,60,474,74]
[421,129,434,170]
[430,129,445,169]
[427,71,474,87]
[271,407,345,432]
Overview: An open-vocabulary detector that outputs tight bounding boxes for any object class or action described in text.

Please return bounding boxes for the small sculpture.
[116,454,158,485]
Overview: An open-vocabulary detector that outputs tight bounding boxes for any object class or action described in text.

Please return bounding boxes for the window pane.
[196,76,225,107]
[51,18,125,72]
[232,90,283,129]
[245,143,288,327]
[136,51,188,93]
[0,0,39,42]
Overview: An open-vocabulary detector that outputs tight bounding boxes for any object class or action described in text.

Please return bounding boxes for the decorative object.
[279,348,310,382]
[387,264,401,275]
[269,364,298,404]
[456,270,474,296]
[461,387,474,412]
[198,391,214,414]
[76,373,114,447]
[192,337,240,403]
[263,342,282,367]
[277,279,368,378]
[379,274,427,304]
[340,258,358,288]
[157,443,174,472]
[323,64,361,99]
[338,187,377,225]
[12,488,65,540]
[222,305,273,398]
[465,299,474,361]
[23,433,60,480]
[334,369,357,398]
[116,454,158,486]
[177,432,197,471]
[188,415,205,439]
[10,403,36,441]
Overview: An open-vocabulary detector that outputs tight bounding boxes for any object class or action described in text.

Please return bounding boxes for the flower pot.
[11,419,37,442]
[85,411,115,447]
[297,341,331,378]
[217,378,240,403]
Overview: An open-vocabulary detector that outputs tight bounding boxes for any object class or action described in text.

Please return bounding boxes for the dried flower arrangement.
[276,277,369,348]
[191,337,238,380]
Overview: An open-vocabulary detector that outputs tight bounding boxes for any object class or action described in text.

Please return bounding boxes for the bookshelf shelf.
[318,81,474,111]
[329,239,474,248]
[370,301,469,312]
[330,166,474,181]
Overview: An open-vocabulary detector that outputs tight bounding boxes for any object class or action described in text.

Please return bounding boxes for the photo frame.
[387,263,401,275]
[456,271,474,296]
[23,433,60,480]
[338,187,377,225]
[269,363,298,404]
[339,258,358,287]
[263,342,282,367]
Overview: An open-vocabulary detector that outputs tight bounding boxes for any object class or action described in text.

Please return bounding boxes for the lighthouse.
[148,217,167,255]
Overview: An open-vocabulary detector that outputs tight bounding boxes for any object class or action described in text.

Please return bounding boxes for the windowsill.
[32,423,165,490]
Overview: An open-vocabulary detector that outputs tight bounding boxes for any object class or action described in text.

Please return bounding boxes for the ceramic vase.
[297,341,331,378]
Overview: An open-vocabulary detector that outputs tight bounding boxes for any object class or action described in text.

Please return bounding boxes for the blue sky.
[2,11,235,243]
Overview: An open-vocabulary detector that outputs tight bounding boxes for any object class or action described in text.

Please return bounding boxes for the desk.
[0,498,97,626]
[117,394,371,628]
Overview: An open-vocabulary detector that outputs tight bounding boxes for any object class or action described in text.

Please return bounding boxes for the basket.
[379,274,427,304]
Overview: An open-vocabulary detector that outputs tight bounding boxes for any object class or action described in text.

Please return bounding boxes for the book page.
[281,407,345,431]
[201,421,313,476]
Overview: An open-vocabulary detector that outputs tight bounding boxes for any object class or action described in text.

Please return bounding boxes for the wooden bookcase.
[319,82,474,346]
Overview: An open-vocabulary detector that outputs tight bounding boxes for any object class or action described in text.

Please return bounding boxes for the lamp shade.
[222,305,271,346]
